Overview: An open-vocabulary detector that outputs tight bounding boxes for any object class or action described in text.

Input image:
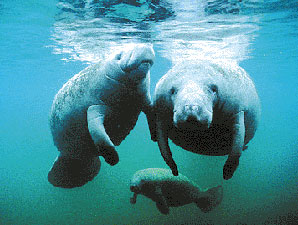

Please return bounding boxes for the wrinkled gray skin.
[152,60,261,180]
[130,168,223,214]
[48,44,155,188]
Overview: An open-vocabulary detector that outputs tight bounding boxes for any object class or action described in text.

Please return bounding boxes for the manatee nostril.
[184,105,191,111]
[192,105,199,111]
[184,105,200,113]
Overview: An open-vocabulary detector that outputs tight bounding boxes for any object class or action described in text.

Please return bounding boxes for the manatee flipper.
[48,155,101,188]
[140,81,157,142]
[143,102,157,142]
[155,186,169,215]
[87,105,119,166]
[130,192,138,204]
[146,109,157,141]
[156,117,178,176]
[223,111,245,180]
[195,185,223,213]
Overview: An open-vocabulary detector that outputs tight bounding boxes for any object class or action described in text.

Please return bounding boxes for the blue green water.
[0,0,297,224]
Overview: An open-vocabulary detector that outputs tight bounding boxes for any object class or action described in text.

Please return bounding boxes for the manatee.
[48,44,155,188]
[130,168,223,214]
[152,60,261,180]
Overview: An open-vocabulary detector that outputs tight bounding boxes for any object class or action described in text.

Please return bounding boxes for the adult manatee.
[153,60,261,180]
[130,168,223,214]
[48,44,155,188]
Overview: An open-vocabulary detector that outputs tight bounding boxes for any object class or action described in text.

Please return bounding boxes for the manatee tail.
[195,185,223,213]
[48,155,101,188]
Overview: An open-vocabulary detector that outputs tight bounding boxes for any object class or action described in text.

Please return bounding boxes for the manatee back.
[49,66,102,156]
[135,168,201,207]
[50,61,145,155]
[135,168,199,191]
[156,60,259,112]
[207,60,261,144]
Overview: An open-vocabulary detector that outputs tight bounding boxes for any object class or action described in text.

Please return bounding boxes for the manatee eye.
[209,84,218,93]
[170,87,177,95]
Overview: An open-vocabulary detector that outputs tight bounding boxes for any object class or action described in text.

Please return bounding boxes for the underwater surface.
[0,0,297,224]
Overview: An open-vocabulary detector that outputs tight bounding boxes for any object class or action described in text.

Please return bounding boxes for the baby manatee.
[130,168,223,215]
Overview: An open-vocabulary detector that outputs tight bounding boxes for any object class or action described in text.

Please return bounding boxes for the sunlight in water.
[51,0,259,64]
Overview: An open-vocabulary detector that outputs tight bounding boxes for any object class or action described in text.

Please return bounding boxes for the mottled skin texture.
[153,60,261,180]
[130,168,223,214]
[48,44,155,188]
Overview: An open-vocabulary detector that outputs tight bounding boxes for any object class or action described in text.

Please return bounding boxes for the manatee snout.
[118,44,155,73]
[130,185,140,204]
[130,185,139,193]
[173,86,214,131]
[173,104,212,131]
[130,175,142,194]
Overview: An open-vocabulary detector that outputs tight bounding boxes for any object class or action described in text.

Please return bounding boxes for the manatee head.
[172,81,218,131]
[114,44,155,84]
[130,171,144,194]
[129,171,146,204]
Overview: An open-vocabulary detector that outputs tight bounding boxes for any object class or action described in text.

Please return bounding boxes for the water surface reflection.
[51,0,259,64]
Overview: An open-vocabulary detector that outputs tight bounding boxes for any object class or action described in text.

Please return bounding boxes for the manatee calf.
[153,60,261,180]
[48,44,155,188]
[130,168,223,214]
